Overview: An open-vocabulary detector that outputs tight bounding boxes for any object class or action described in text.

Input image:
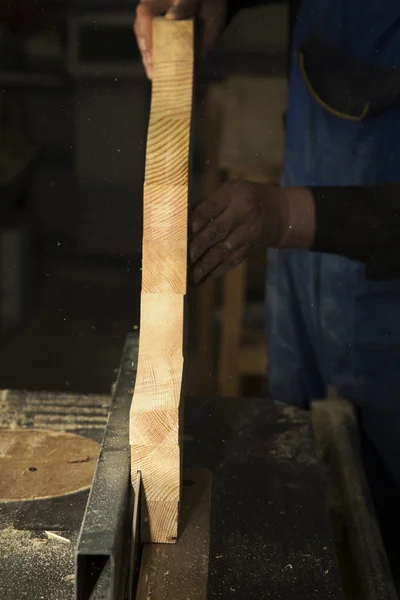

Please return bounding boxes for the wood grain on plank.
[130,18,194,543]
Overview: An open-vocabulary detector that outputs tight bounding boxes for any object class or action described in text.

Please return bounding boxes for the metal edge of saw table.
[75,332,139,600]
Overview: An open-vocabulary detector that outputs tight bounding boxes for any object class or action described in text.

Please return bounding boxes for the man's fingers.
[135,0,211,77]
[190,210,236,264]
[200,18,221,57]
[208,246,248,281]
[135,5,153,78]
[141,0,172,16]
[135,1,172,78]
[192,224,250,282]
[192,242,232,283]
[193,242,247,283]
[199,0,226,56]
[191,186,231,233]
[166,0,198,20]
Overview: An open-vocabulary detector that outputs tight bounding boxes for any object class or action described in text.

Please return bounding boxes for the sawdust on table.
[270,406,317,466]
[0,389,110,432]
[0,525,72,561]
[0,526,76,599]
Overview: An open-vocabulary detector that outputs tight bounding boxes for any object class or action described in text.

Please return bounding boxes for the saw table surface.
[0,350,343,599]
[185,396,342,599]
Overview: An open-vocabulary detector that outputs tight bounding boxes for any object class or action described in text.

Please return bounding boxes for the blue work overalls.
[267,0,400,487]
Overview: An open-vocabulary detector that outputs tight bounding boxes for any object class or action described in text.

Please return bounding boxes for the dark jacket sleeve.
[310,184,400,280]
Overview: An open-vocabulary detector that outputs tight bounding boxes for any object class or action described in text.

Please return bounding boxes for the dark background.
[0,1,287,394]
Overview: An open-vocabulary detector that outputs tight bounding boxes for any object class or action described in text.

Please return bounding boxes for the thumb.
[199,0,227,56]
[166,0,198,20]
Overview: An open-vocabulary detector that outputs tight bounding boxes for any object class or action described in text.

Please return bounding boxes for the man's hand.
[134,0,227,78]
[189,180,286,283]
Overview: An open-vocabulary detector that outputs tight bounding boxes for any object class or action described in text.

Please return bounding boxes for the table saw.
[0,332,396,600]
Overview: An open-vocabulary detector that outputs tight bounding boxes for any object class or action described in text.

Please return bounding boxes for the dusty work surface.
[183,399,343,600]
[0,345,343,599]
[0,391,109,600]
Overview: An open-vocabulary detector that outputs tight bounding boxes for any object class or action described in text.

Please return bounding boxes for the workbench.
[1,333,393,600]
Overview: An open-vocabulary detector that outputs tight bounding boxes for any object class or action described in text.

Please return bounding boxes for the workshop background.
[3,3,400,599]
[0,0,286,396]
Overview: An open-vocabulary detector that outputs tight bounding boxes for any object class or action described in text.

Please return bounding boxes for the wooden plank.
[129,18,194,544]
[136,469,212,600]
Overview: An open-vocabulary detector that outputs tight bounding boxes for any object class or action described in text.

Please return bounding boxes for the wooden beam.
[130,18,194,544]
